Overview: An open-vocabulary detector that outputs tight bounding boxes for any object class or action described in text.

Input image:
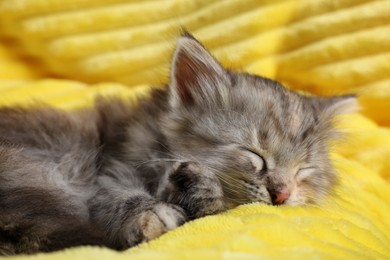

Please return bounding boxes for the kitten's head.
[162,34,357,207]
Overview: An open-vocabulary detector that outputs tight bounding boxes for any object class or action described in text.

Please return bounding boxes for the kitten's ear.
[169,34,228,108]
[315,94,359,116]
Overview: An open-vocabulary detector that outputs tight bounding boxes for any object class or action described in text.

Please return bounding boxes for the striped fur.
[0,35,356,254]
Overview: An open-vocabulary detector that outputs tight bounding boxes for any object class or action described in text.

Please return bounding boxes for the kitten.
[0,34,356,255]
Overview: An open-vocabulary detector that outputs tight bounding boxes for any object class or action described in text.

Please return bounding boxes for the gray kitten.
[0,34,356,255]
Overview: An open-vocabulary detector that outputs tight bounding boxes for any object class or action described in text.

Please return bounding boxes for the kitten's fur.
[0,35,356,254]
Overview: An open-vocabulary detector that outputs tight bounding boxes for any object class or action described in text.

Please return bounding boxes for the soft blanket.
[0,0,389,259]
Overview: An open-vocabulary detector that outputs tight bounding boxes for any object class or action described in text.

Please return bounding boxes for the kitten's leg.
[163,162,226,219]
[89,175,187,249]
[0,146,103,254]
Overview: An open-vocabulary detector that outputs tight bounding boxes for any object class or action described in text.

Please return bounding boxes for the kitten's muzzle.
[267,187,291,205]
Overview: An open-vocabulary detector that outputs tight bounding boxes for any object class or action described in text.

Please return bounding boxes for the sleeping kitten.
[0,34,356,255]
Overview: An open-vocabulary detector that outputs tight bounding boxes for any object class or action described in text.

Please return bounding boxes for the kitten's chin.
[283,200,306,206]
[284,194,320,206]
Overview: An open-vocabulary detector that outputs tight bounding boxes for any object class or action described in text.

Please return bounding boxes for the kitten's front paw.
[137,203,186,242]
[167,162,226,219]
[125,202,187,246]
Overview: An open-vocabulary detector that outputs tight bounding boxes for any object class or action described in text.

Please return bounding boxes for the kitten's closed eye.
[296,167,316,182]
[241,149,266,174]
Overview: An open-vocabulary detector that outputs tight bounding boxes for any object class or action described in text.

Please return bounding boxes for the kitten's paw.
[129,203,187,244]
[168,162,226,219]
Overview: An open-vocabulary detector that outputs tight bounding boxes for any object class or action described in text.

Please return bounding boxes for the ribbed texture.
[0,79,151,109]
[0,0,389,259]
[0,0,389,124]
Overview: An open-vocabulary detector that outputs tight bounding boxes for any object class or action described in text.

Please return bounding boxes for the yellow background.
[0,0,389,259]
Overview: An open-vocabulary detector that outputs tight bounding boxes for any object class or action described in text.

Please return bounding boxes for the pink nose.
[268,188,291,205]
[274,191,290,205]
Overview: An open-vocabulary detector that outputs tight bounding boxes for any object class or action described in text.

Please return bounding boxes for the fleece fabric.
[0,0,389,259]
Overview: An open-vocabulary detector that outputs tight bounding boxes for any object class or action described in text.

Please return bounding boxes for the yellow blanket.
[0,0,389,259]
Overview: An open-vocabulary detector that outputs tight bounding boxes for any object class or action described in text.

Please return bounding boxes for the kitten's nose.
[268,188,291,205]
